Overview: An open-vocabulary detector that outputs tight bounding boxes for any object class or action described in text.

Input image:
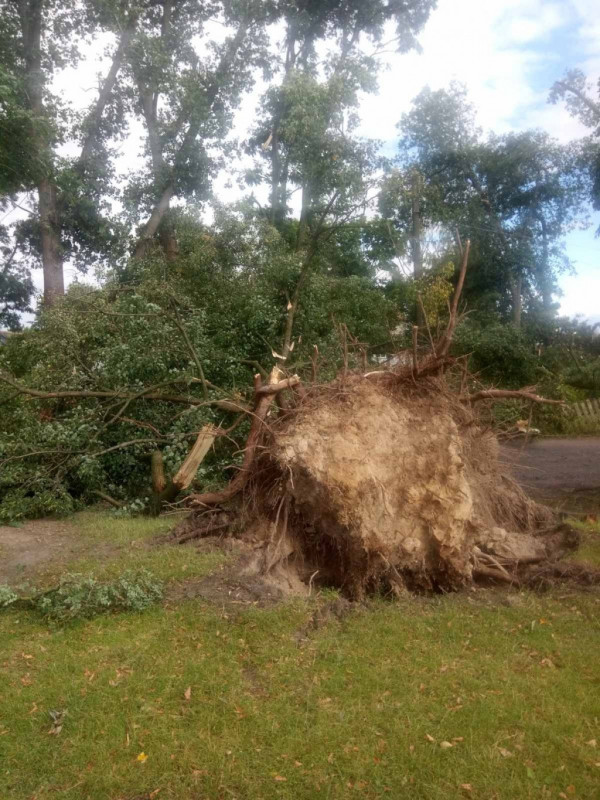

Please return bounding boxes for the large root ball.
[177,377,576,598]
[273,382,476,594]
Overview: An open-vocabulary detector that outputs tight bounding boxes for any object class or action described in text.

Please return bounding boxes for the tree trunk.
[511,274,522,328]
[296,182,313,251]
[134,184,175,259]
[410,170,424,326]
[39,177,64,304]
[18,0,64,305]
[410,170,423,280]
[539,216,553,312]
[78,13,138,167]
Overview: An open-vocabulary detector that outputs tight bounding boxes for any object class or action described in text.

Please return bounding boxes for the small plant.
[35,569,163,622]
[0,584,18,608]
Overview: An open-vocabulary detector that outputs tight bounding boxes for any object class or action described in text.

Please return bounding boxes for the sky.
[24,0,600,322]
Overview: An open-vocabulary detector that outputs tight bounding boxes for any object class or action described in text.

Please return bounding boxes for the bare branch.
[464,389,564,406]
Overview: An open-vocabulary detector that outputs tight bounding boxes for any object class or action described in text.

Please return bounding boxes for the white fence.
[572,398,600,418]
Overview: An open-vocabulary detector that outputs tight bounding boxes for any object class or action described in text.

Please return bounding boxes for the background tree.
[549,68,600,230]
[243,0,436,357]
[383,83,586,326]
[126,0,273,261]
[0,0,140,304]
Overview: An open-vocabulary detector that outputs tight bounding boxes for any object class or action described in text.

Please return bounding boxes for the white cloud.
[559,273,600,320]
[357,0,580,142]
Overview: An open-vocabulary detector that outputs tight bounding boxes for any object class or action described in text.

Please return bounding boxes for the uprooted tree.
[0,237,584,594]
[165,240,580,597]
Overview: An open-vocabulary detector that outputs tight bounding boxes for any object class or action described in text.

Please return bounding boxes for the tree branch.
[463,389,564,406]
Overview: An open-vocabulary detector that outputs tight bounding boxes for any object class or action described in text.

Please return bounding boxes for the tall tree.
[243,0,437,354]
[385,83,586,324]
[0,0,139,304]
[550,68,600,229]
[126,0,272,261]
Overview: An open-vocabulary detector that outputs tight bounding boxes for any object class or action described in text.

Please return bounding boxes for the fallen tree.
[171,242,582,596]
[1,241,583,593]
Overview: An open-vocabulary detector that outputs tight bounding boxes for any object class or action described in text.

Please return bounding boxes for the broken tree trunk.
[186,367,296,509]
[150,425,217,515]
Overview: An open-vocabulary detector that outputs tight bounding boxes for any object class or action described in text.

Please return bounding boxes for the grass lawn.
[1,512,599,799]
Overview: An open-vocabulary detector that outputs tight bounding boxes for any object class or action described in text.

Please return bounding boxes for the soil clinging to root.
[175,376,581,599]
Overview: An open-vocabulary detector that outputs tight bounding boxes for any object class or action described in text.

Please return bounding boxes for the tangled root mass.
[177,377,580,599]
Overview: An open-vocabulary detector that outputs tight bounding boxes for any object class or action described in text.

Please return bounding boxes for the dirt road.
[502,437,600,510]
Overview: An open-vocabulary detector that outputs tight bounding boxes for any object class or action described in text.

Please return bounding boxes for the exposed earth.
[0,519,81,584]
[1,437,599,584]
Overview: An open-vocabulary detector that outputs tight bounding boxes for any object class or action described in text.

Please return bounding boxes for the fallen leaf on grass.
[440,741,454,749]
[184,686,191,702]
[273,775,287,782]
[566,786,576,795]
[497,747,513,758]
[586,739,597,747]
[460,784,473,793]
[48,709,67,736]
[136,752,148,763]
[425,734,435,742]
[149,790,161,799]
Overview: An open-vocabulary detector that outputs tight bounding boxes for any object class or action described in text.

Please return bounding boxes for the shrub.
[0,584,18,608]
[453,318,538,388]
[34,570,163,622]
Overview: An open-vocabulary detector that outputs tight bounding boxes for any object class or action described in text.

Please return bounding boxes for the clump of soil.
[175,376,580,599]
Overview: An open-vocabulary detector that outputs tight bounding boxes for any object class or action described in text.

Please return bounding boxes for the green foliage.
[453,318,538,388]
[34,569,163,622]
[550,69,600,223]
[0,210,399,521]
[388,82,587,317]
[0,584,17,608]
[0,485,76,525]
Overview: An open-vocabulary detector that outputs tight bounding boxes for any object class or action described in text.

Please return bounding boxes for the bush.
[0,584,18,608]
[0,485,76,524]
[453,318,538,388]
[34,570,163,622]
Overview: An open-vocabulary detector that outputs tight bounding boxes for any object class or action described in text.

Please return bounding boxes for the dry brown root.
[170,509,232,544]
[520,561,600,591]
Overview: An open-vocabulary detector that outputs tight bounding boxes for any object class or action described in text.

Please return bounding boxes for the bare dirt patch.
[0,519,82,584]
[165,536,287,609]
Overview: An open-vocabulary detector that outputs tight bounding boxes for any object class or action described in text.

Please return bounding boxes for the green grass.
[1,512,600,799]
[15,511,227,589]
[570,516,600,566]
